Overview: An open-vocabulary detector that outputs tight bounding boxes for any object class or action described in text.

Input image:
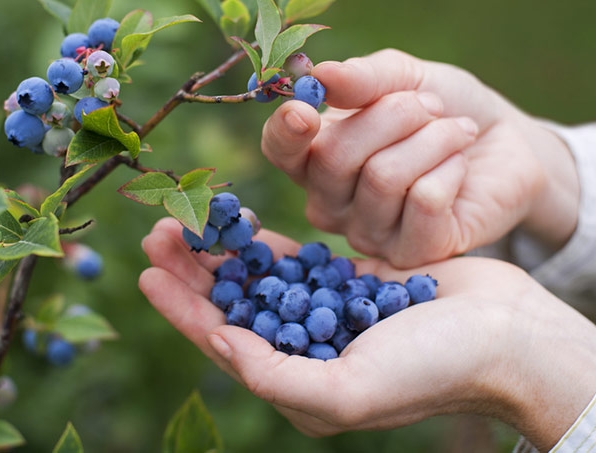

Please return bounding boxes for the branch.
[180,91,257,104]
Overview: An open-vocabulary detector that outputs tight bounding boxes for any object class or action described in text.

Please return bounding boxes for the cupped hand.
[139,217,596,451]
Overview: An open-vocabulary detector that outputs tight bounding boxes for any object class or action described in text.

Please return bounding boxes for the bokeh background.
[1,0,596,451]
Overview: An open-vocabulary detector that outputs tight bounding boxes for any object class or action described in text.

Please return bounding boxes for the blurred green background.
[1,0,596,451]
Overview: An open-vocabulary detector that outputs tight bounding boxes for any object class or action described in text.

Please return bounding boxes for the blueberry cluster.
[247,53,326,109]
[3,17,120,156]
[208,240,438,360]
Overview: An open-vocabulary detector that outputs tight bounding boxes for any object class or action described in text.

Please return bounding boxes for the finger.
[344,117,477,256]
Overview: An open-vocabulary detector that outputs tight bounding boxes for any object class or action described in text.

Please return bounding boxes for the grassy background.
[1,0,595,451]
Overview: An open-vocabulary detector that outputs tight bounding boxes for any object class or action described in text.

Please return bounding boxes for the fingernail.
[283,109,310,135]
[416,92,443,116]
[207,333,232,361]
[454,116,479,136]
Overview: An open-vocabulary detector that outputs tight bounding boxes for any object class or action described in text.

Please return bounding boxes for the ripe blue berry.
[304,306,337,342]
[275,322,309,355]
[22,329,38,353]
[251,310,282,345]
[208,192,240,227]
[358,273,382,299]
[16,77,54,115]
[247,72,281,103]
[310,287,344,319]
[270,256,305,283]
[405,274,438,304]
[86,50,115,78]
[293,75,326,109]
[278,286,311,322]
[306,263,342,291]
[47,58,84,94]
[46,337,76,366]
[306,342,338,361]
[344,296,379,332]
[210,280,244,311]
[73,97,109,124]
[254,276,288,312]
[297,242,331,270]
[213,257,248,285]
[330,321,357,353]
[219,217,254,251]
[375,281,410,318]
[338,278,371,302]
[4,110,46,149]
[87,18,119,51]
[329,256,356,282]
[239,240,273,275]
[60,33,90,59]
[225,298,257,328]
[182,224,219,253]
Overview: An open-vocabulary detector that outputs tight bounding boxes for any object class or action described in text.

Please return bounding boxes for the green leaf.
[0,215,63,260]
[163,185,213,237]
[193,0,223,24]
[117,173,177,206]
[283,0,335,23]
[0,211,23,244]
[231,37,262,76]
[36,0,72,29]
[0,260,19,283]
[67,0,112,34]
[118,15,201,69]
[0,190,8,214]
[179,168,215,191]
[52,422,83,453]
[242,0,259,22]
[220,0,251,42]
[261,67,282,82]
[163,390,223,453]
[268,23,329,69]
[67,131,127,166]
[4,190,40,220]
[255,0,282,68]
[54,312,118,343]
[0,420,25,450]
[112,9,153,59]
[41,165,96,217]
[81,106,140,156]
[35,294,67,326]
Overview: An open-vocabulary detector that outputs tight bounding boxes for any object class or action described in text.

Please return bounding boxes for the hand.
[261,49,580,267]
[139,217,596,451]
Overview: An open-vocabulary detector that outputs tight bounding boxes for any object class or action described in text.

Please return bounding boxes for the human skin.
[139,217,596,452]
[261,49,580,267]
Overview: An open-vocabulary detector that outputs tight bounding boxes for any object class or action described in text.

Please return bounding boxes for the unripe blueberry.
[0,376,17,408]
[16,77,55,115]
[73,97,109,124]
[42,127,75,156]
[247,72,281,103]
[283,52,313,81]
[4,110,46,149]
[86,50,115,78]
[46,337,76,366]
[239,206,261,235]
[293,75,326,109]
[47,58,84,94]
[60,33,90,59]
[3,91,20,116]
[94,77,120,101]
[45,101,72,127]
[87,18,120,51]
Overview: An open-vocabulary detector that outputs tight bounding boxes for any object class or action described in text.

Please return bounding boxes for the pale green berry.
[42,127,75,156]
[86,50,115,78]
[45,101,72,127]
[94,77,120,101]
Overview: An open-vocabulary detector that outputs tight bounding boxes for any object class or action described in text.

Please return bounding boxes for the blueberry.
[47,58,84,94]
[22,329,38,353]
[310,287,344,319]
[270,256,305,283]
[246,277,263,299]
[87,18,119,51]
[405,274,438,304]
[64,304,93,317]
[225,298,257,328]
[283,52,313,81]
[254,276,288,312]
[3,91,20,116]
[293,75,326,109]
[94,77,120,101]
[278,286,311,322]
[289,282,311,295]
[213,257,248,285]
[239,240,273,275]
[330,321,358,353]
[0,376,18,408]
[344,296,379,332]
[73,96,109,124]
[306,263,342,291]
[46,337,76,366]
[304,307,337,342]
[297,242,331,270]
[182,223,219,253]
[375,281,410,318]
[16,77,54,115]
[219,217,254,251]
[45,101,72,127]
[251,310,282,345]
[42,127,75,156]
[60,33,90,59]
[329,256,356,282]
[239,206,261,235]
[275,322,309,355]
[247,72,281,103]
[306,342,338,361]
[338,278,371,302]
[210,280,244,311]
[74,248,103,280]
[358,273,382,299]
[208,192,240,227]
[4,110,46,149]
[86,50,115,78]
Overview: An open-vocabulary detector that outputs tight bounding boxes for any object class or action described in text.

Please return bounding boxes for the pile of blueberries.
[3,17,121,155]
[184,193,438,361]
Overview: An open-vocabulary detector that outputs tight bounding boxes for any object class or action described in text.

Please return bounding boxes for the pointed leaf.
[67,131,127,166]
[220,0,251,41]
[0,260,19,283]
[283,0,335,23]
[81,106,140,157]
[255,0,282,68]
[163,390,223,453]
[268,23,329,69]
[55,312,118,343]
[118,173,177,206]
[0,215,63,260]
[52,422,83,453]
[194,0,223,24]
[231,37,262,76]
[163,186,213,237]
[179,168,215,191]
[0,420,25,449]
[41,165,96,217]
[4,190,40,220]
[0,211,23,244]
[67,0,112,34]
[112,9,153,58]
[0,190,8,214]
